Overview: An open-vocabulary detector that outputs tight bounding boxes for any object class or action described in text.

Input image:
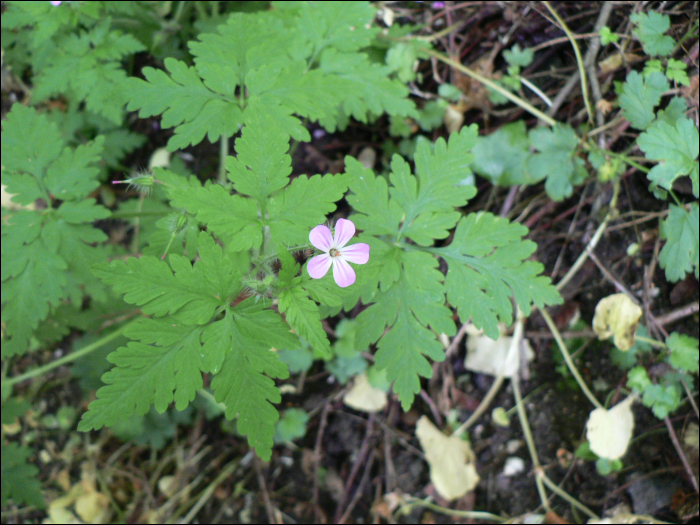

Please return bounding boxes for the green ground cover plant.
[2,1,697,522]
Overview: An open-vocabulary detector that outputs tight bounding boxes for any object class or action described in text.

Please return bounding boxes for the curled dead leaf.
[592,293,642,351]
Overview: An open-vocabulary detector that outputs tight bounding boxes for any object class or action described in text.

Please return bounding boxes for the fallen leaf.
[592,293,642,351]
[465,329,533,377]
[343,372,387,413]
[415,416,479,500]
[586,396,635,460]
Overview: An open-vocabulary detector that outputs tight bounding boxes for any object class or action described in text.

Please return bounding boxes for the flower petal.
[333,218,355,248]
[309,225,333,252]
[332,257,356,287]
[307,254,332,279]
[340,243,370,265]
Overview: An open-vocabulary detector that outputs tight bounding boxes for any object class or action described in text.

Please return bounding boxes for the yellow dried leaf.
[343,373,387,413]
[415,416,479,500]
[592,293,642,351]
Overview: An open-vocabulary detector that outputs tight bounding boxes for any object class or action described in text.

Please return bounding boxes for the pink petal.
[333,218,355,248]
[332,258,356,287]
[339,243,369,265]
[309,225,333,252]
[307,254,332,279]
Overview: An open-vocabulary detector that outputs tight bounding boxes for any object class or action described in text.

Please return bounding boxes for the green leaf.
[188,12,292,92]
[111,407,192,451]
[327,354,367,384]
[210,310,289,460]
[78,318,208,431]
[526,124,587,200]
[1,443,44,509]
[279,284,331,358]
[126,57,244,151]
[293,1,378,56]
[2,220,68,356]
[92,237,241,325]
[318,48,416,130]
[642,59,664,77]
[356,251,455,409]
[599,26,619,45]
[267,173,349,247]
[245,66,335,142]
[56,199,111,224]
[658,204,699,282]
[1,106,108,357]
[416,99,449,131]
[438,212,563,339]
[656,97,689,127]
[346,127,560,410]
[386,40,418,87]
[666,332,699,373]
[393,126,478,243]
[0,105,64,197]
[665,59,690,86]
[503,44,533,68]
[129,5,414,148]
[619,71,669,130]
[627,366,652,393]
[637,118,699,197]
[345,158,404,237]
[470,120,531,186]
[232,298,300,351]
[44,138,106,200]
[226,116,291,203]
[274,408,309,444]
[158,169,262,251]
[80,292,292,461]
[596,458,623,475]
[31,18,144,124]
[278,344,314,374]
[642,383,681,419]
[631,11,674,57]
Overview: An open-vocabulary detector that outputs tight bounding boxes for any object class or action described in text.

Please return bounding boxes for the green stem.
[423,49,558,127]
[543,1,594,123]
[5,318,140,388]
[512,377,542,470]
[556,179,619,292]
[635,335,666,349]
[399,497,506,523]
[539,471,600,520]
[539,308,602,409]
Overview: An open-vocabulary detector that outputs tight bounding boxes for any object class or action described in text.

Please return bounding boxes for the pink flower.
[307,219,370,288]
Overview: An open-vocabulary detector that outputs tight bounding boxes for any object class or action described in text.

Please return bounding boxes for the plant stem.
[5,318,140,388]
[634,335,667,349]
[539,470,600,519]
[423,49,558,127]
[539,308,602,409]
[556,180,619,292]
[543,2,594,123]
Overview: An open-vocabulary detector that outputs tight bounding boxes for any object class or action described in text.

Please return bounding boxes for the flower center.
[329,248,340,257]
